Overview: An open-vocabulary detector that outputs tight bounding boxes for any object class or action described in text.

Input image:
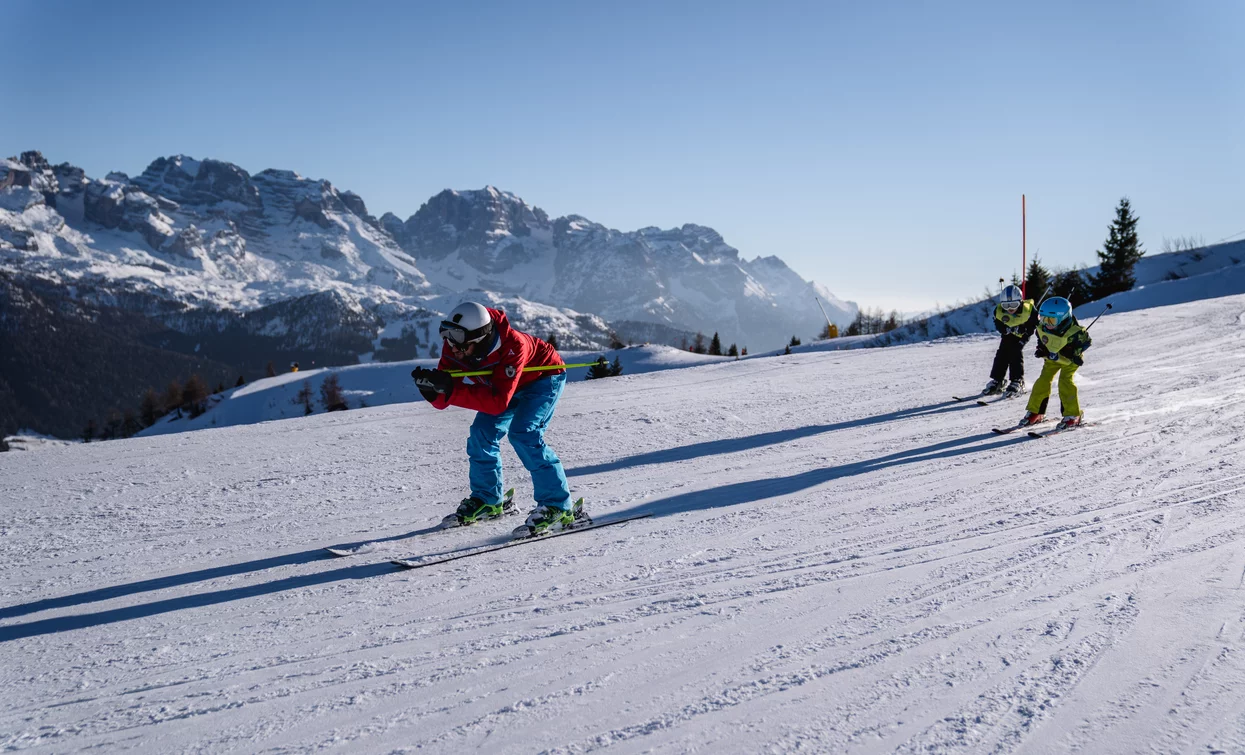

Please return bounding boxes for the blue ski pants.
[467,373,572,510]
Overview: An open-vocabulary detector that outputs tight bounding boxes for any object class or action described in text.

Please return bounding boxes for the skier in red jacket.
[411,302,584,536]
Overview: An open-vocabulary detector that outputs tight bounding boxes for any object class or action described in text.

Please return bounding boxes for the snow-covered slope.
[806,240,1245,353]
[4,290,1245,752]
[139,344,732,437]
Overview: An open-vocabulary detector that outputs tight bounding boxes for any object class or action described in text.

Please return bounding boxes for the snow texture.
[4,279,1245,752]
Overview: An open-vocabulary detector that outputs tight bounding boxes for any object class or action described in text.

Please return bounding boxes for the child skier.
[410,302,585,536]
[1016,297,1091,431]
[982,284,1038,397]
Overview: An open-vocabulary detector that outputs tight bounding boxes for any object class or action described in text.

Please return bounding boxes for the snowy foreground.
[4,294,1245,753]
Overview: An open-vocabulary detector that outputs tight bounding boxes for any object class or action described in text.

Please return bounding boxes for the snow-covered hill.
[803,239,1245,354]
[4,288,1245,752]
[1,151,855,354]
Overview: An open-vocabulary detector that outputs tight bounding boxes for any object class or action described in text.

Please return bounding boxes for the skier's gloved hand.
[1035,344,1049,359]
[1046,350,1060,361]
[1058,346,1084,366]
[411,367,453,399]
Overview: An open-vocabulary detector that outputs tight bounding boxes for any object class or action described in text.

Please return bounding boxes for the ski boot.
[1004,378,1026,397]
[1055,415,1082,431]
[513,498,589,539]
[1017,411,1044,428]
[981,378,1003,396]
[442,488,516,527]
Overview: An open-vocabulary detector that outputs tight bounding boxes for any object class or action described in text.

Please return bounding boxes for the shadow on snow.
[0,402,1025,642]
[565,399,976,478]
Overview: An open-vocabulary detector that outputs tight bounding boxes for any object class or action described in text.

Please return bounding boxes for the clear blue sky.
[6,0,1242,311]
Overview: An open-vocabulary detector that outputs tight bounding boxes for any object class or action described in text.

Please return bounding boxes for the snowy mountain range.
[0,150,856,356]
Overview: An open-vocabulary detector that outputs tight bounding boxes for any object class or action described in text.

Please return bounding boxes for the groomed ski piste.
[4,271,1245,752]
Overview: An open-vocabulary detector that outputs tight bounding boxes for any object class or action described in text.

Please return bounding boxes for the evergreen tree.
[265,361,277,378]
[1051,268,1088,303]
[294,381,315,414]
[609,356,624,376]
[546,332,559,349]
[139,388,162,427]
[182,374,210,418]
[235,375,246,387]
[727,343,739,357]
[1090,197,1144,301]
[122,408,141,438]
[783,344,792,355]
[214,381,225,394]
[692,332,706,354]
[789,335,802,348]
[586,357,613,380]
[164,379,184,419]
[1025,258,1052,301]
[708,332,722,356]
[82,419,96,443]
[320,373,348,411]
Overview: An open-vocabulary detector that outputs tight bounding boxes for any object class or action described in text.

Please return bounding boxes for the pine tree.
[265,361,277,378]
[164,379,184,419]
[546,332,559,349]
[691,332,706,354]
[586,357,613,380]
[183,375,210,418]
[82,419,96,443]
[789,335,801,348]
[1025,258,1052,301]
[320,373,347,411]
[609,356,624,376]
[727,343,739,357]
[1051,268,1088,303]
[294,380,315,414]
[783,344,792,355]
[1090,197,1145,301]
[139,388,162,427]
[708,332,722,356]
[235,375,246,387]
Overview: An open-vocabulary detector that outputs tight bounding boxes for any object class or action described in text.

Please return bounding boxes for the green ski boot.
[513,498,589,539]
[442,487,516,527]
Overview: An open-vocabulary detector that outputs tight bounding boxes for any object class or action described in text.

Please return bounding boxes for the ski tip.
[326,545,373,557]
[391,558,420,569]
[1027,431,1044,438]
[976,400,989,406]
[991,427,1012,434]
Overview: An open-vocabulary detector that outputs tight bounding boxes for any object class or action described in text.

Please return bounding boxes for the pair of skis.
[324,489,651,570]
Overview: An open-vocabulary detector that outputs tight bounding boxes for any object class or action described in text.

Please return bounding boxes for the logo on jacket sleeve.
[505,365,517,378]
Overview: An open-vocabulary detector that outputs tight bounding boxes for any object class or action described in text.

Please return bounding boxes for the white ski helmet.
[1001,284,1023,313]
[439,301,494,346]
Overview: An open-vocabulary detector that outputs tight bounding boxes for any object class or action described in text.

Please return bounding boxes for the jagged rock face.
[401,187,550,269]
[133,156,262,211]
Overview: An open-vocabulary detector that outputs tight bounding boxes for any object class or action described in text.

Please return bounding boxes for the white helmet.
[439,302,493,346]
[1001,284,1023,313]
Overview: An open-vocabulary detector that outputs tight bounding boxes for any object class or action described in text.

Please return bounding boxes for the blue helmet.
[1038,297,1073,332]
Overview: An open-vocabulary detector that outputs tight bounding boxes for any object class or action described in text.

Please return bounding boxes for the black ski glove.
[1058,345,1084,366]
[411,367,453,401]
[1035,344,1049,359]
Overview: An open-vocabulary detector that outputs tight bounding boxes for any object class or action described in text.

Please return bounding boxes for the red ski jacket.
[429,308,565,415]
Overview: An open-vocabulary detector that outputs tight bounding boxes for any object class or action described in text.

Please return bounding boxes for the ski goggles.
[1039,314,1061,329]
[439,320,490,347]
[1001,301,1022,313]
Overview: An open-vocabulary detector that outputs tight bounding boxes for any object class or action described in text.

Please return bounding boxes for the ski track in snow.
[3,295,1245,753]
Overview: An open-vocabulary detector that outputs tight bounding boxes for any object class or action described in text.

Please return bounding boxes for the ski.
[325,488,516,557]
[1028,421,1092,439]
[953,395,987,402]
[390,514,652,570]
[992,418,1050,435]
